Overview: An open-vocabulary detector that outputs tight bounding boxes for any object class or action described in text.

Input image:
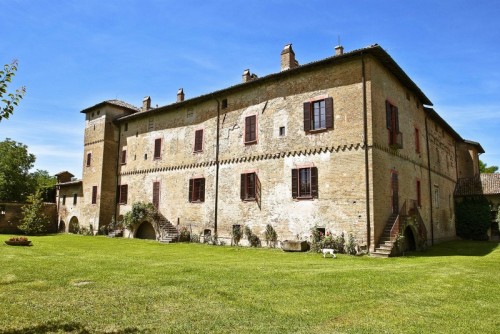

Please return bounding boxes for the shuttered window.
[118,185,128,204]
[245,115,257,143]
[194,129,203,152]
[86,153,92,166]
[415,127,420,154]
[153,182,160,208]
[91,186,98,204]
[121,150,127,164]
[154,138,162,159]
[386,100,402,148]
[189,178,205,202]
[291,167,318,199]
[303,97,333,131]
[241,172,262,209]
[416,180,421,207]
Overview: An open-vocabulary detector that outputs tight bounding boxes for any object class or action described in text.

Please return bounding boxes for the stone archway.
[135,221,156,240]
[69,216,79,233]
[58,220,66,233]
[404,226,416,251]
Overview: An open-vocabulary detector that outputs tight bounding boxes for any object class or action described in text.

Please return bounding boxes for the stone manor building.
[56,43,483,256]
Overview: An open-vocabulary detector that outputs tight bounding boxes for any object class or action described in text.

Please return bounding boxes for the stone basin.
[281,240,309,252]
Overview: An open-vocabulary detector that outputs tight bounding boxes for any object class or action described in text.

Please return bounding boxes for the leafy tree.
[455,197,491,240]
[479,160,498,174]
[18,189,51,235]
[0,138,35,201]
[1,60,26,122]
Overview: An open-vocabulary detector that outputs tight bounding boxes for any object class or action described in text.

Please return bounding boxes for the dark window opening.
[189,178,205,203]
[194,129,203,152]
[154,138,161,159]
[221,99,228,109]
[279,126,285,136]
[204,229,211,237]
[62,195,66,205]
[303,97,333,132]
[292,167,318,199]
[121,150,127,164]
[91,186,98,204]
[153,182,160,209]
[317,227,325,238]
[245,115,257,143]
[73,194,77,205]
[86,153,91,167]
[118,185,128,205]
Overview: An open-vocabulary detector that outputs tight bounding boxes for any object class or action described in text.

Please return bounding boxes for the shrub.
[179,226,191,242]
[264,224,278,248]
[18,190,51,235]
[231,225,243,246]
[244,226,261,247]
[344,233,357,255]
[123,202,157,231]
[456,197,491,240]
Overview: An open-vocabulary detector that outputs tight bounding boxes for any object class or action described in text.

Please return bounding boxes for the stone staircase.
[156,217,178,243]
[371,213,399,258]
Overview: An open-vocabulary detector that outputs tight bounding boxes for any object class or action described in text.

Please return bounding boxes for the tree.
[0,138,35,202]
[1,60,26,122]
[479,160,499,174]
[18,189,51,235]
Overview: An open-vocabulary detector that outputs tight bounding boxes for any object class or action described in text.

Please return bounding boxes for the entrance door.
[391,171,399,214]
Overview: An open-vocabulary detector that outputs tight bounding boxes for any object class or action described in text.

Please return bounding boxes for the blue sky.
[1,0,499,177]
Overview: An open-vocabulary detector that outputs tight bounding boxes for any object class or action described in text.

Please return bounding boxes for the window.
[245,115,257,144]
[86,153,92,167]
[204,229,211,237]
[221,99,228,109]
[279,126,286,136]
[433,185,440,208]
[194,129,203,152]
[121,150,127,165]
[153,182,160,209]
[291,167,318,199]
[62,195,66,205]
[386,100,402,149]
[416,180,421,207]
[154,138,161,159]
[118,185,128,205]
[391,171,399,214]
[240,172,261,207]
[91,186,98,204]
[303,97,333,131]
[415,127,420,154]
[124,123,128,131]
[189,178,205,202]
[73,194,77,205]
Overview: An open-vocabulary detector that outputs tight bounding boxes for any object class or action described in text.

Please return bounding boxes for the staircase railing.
[389,200,406,242]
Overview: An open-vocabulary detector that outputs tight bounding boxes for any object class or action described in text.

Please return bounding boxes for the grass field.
[0,235,499,333]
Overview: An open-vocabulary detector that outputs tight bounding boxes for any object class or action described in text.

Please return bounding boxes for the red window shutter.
[153,182,160,208]
[92,186,97,204]
[194,130,203,152]
[303,102,311,131]
[311,167,318,198]
[386,101,392,130]
[325,97,334,129]
[291,169,298,198]
[200,178,205,202]
[255,173,261,210]
[154,139,161,159]
[240,174,246,200]
[188,179,193,202]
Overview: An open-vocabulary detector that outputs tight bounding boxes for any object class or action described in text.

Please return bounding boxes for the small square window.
[144,153,148,160]
[279,126,285,136]
[204,229,211,237]
[221,99,228,109]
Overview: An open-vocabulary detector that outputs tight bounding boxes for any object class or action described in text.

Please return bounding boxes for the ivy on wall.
[455,196,491,240]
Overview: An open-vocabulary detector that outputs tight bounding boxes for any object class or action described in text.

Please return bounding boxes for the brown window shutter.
[116,185,120,202]
[311,167,318,198]
[303,102,311,131]
[256,173,261,210]
[154,138,161,159]
[240,174,246,200]
[87,153,91,166]
[394,106,399,132]
[325,97,334,129]
[188,179,193,202]
[92,186,97,204]
[386,101,392,130]
[200,178,205,202]
[122,150,127,164]
[153,182,160,208]
[194,130,203,152]
[122,185,128,204]
[291,169,298,198]
[245,115,256,142]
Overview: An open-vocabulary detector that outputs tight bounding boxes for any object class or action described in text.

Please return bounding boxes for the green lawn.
[0,235,498,334]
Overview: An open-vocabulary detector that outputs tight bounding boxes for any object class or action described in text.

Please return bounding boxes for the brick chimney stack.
[280,44,299,71]
[177,88,184,102]
[242,69,258,83]
[142,96,151,111]
[335,45,344,56]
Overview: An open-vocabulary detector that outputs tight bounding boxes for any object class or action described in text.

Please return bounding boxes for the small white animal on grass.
[321,248,336,258]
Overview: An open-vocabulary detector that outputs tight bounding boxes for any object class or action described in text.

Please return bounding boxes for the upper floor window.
[386,100,402,149]
[291,167,318,199]
[415,127,420,154]
[153,181,160,209]
[416,179,421,207]
[433,185,440,208]
[303,97,334,132]
[245,115,257,144]
[86,153,92,167]
[118,184,128,205]
[121,150,127,165]
[194,129,203,152]
[62,195,66,205]
[189,178,205,203]
[154,138,162,160]
[73,194,77,205]
[91,186,98,204]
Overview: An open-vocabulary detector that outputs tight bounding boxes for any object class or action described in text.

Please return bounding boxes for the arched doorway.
[69,216,79,233]
[135,221,156,240]
[58,220,66,233]
[404,226,416,251]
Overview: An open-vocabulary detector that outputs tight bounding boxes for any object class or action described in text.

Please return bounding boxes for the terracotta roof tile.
[455,174,500,196]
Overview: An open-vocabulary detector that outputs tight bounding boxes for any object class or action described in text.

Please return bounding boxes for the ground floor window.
[189,178,205,202]
[291,167,318,199]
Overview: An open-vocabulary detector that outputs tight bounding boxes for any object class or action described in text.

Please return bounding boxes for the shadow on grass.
[405,240,498,257]
[0,321,146,334]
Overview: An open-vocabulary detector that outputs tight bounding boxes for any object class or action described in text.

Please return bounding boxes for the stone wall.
[0,202,58,234]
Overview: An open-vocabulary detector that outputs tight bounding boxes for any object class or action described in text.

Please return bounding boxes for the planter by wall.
[5,240,32,246]
[282,240,309,252]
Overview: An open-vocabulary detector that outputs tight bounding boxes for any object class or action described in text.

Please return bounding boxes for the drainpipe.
[361,53,371,250]
[214,99,221,235]
[424,116,434,245]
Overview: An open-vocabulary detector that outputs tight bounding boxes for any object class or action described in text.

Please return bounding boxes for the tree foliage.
[0,138,35,201]
[18,189,51,235]
[455,197,491,240]
[122,202,157,231]
[479,159,498,174]
[0,60,26,122]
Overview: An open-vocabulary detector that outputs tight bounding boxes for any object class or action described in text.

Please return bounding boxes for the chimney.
[177,88,184,102]
[280,44,299,71]
[335,45,344,56]
[242,69,258,83]
[142,96,151,111]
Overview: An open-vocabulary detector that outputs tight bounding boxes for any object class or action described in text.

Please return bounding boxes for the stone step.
[371,252,390,258]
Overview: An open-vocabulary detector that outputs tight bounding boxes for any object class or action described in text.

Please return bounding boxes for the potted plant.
[5,236,32,246]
